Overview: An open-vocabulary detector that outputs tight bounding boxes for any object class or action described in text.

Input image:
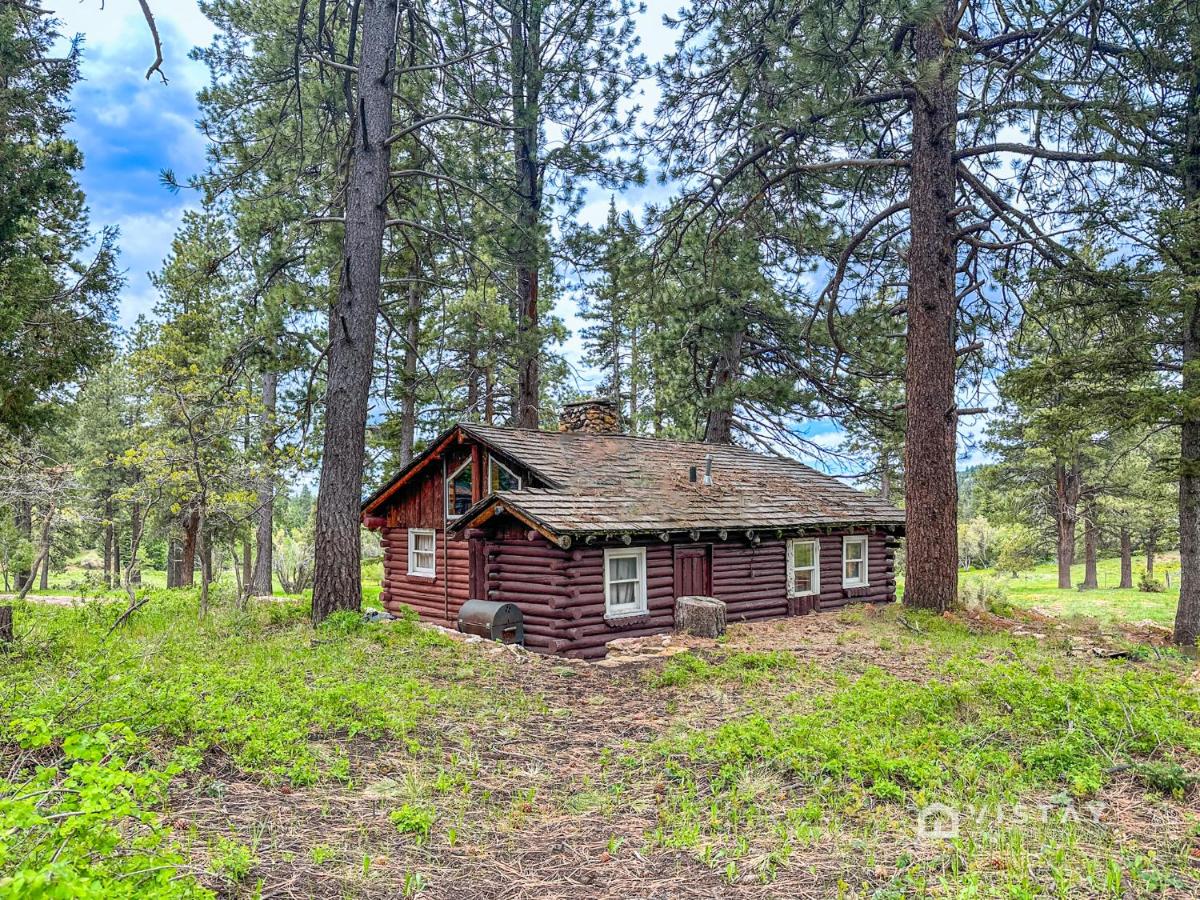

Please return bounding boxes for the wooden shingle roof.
[450,424,904,537]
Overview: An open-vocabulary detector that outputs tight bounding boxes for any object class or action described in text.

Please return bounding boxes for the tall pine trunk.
[311,0,400,624]
[1079,495,1099,590]
[1175,35,1200,646]
[399,269,421,464]
[179,509,198,587]
[14,502,31,592]
[902,7,959,611]
[1119,526,1133,589]
[1054,460,1080,589]
[704,327,743,444]
[511,9,541,429]
[250,369,277,596]
[1147,526,1159,578]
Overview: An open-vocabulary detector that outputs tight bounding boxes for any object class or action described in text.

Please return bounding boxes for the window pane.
[414,532,433,553]
[846,560,862,581]
[793,542,814,568]
[611,581,636,606]
[846,540,864,561]
[448,465,472,516]
[415,551,434,570]
[793,571,812,594]
[492,461,520,491]
[610,556,638,582]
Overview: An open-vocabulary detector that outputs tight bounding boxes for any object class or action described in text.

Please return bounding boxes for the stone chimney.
[558,398,620,434]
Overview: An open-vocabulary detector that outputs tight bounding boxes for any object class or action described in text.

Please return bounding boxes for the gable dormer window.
[446,460,473,518]
[489,455,523,492]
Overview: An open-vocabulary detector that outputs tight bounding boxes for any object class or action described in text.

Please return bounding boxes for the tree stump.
[0,604,12,644]
[674,596,726,638]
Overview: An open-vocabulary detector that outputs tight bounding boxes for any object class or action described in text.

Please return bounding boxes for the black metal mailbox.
[457,599,524,645]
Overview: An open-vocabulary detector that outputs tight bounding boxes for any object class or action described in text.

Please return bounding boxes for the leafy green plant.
[211,835,257,883]
[390,804,436,843]
[0,724,210,898]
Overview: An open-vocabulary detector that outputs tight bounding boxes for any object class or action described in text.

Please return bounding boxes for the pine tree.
[0,4,119,434]
[654,0,1147,611]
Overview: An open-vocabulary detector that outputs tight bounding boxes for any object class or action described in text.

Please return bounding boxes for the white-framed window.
[604,547,647,618]
[787,539,820,598]
[446,460,473,518]
[843,536,869,588]
[488,455,523,492]
[408,528,436,577]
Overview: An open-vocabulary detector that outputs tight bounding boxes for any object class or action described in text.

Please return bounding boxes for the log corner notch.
[0,604,12,644]
[675,595,727,638]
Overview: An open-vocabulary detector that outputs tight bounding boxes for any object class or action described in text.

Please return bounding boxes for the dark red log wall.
[556,530,897,659]
[377,446,472,624]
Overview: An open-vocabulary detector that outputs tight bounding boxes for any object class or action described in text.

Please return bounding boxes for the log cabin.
[361,399,905,659]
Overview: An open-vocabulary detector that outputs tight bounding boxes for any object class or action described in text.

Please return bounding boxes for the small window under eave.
[488,454,523,492]
[446,460,473,518]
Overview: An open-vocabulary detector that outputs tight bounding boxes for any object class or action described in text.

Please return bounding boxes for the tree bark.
[1054,460,1080,589]
[1147,526,1159,578]
[901,7,959,612]
[14,502,31,592]
[250,369,277,596]
[311,0,400,624]
[1175,33,1200,646]
[704,326,743,444]
[1079,496,1098,590]
[179,509,198,587]
[398,267,421,465]
[0,605,11,644]
[167,538,180,588]
[39,547,48,591]
[879,450,891,502]
[1119,526,1133,589]
[197,511,210,617]
[511,6,542,429]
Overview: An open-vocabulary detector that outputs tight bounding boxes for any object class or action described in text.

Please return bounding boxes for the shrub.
[958,517,1001,569]
[959,576,1012,615]
[995,525,1042,576]
[1139,572,1166,593]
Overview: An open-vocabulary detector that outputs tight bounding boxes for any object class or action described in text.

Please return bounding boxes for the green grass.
[960,553,1182,627]
[3,563,1199,897]
[639,609,1200,894]
[0,589,521,897]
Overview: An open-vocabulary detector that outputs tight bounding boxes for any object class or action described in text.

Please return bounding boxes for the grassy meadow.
[959,554,1183,628]
[1,559,1199,897]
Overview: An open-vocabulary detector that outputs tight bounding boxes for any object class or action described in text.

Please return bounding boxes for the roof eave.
[360,423,461,515]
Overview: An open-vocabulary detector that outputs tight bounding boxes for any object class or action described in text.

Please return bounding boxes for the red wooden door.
[674,545,712,597]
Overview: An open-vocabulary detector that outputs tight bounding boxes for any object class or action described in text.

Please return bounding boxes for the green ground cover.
[1,567,1198,898]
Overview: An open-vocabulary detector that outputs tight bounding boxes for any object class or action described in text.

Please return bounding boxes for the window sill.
[407,572,437,581]
[604,610,650,628]
[787,591,819,600]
